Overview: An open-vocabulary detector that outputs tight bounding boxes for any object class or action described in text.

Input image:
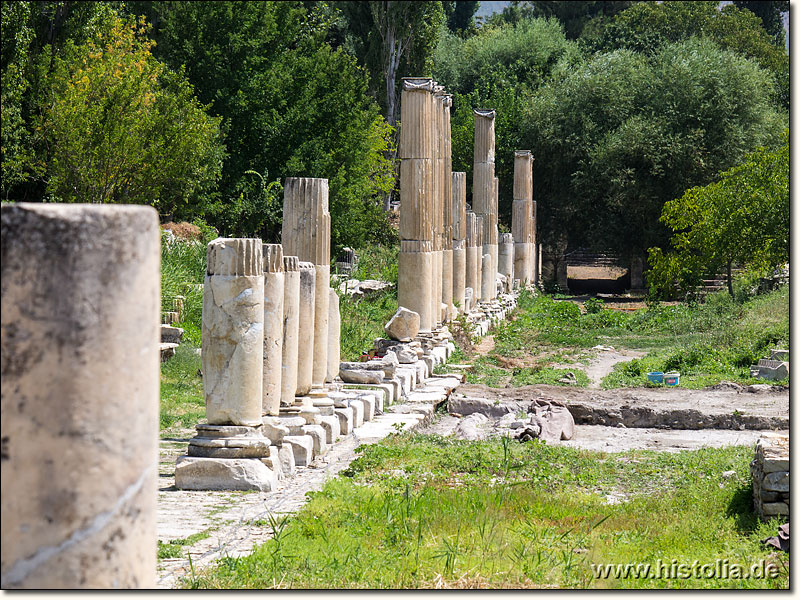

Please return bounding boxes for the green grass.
[183,434,787,589]
[338,243,400,362]
[160,344,205,435]
[465,284,788,390]
[158,530,213,560]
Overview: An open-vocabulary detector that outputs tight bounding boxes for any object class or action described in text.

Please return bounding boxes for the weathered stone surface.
[283,435,314,466]
[302,425,328,456]
[762,502,789,516]
[762,471,789,492]
[196,424,259,438]
[385,307,421,341]
[339,368,384,384]
[319,414,341,444]
[174,457,277,492]
[334,407,354,434]
[262,244,284,416]
[386,344,419,364]
[295,262,316,396]
[280,256,300,404]
[1,203,160,589]
[203,238,264,427]
[161,324,184,344]
[327,288,341,383]
[278,444,296,477]
[455,413,489,441]
[260,419,290,444]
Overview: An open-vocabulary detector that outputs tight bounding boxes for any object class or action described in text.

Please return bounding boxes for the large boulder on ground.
[385,307,420,341]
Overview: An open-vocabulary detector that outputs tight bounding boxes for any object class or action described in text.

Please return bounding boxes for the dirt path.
[583,347,645,388]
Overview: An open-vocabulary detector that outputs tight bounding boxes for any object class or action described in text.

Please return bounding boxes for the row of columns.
[398,77,538,325]
[175,177,342,492]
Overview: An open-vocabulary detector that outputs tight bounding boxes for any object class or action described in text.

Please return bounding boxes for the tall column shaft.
[326,288,340,383]
[398,77,435,332]
[1,204,160,588]
[474,214,484,302]
[204,238,264,426]
[262,244,284,416]
[465,211,479,308]
[452,172,467,311]
[498,233,514,292]
[282,177,330,388]
[280,256,300,405]
[473,109,498,301]
[512,150,535,285]
[440,94,454,321]
[296,262,316,397]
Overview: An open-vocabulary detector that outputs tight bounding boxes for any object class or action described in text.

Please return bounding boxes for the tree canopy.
[647,131,789,298]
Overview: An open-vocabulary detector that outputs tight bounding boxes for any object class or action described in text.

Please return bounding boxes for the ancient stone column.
[473,109,498,301]
[398,77,435,333]
[1,203,159,589]
[475,214,484,303]
[465,211,479,309]
[281,256,300,405]
[481,251,494,300]
[498,233,514,293]
[296,261,316,397]
[282,177,330,389]
[326,288,341,383]
[512,150,535,285]
[451,172,467,312]
[204,238,264,426]
[439,93,454,322]
[262,244,284,416]
[431,85,445,326]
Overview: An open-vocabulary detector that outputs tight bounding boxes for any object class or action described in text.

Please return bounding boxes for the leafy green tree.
[442,1,480,36]
[1,1,34,198]
[733,1,789,45]
[647,132,788,298]
[128,1,395,248]
[339,1,445,127]
[38,14,224,210]
[434,16,577,224]
[596,1,789,108]
[497,1,636,38]
[524,38,786,259]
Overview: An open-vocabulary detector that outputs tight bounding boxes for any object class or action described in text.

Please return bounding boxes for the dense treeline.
[1,1,789,268]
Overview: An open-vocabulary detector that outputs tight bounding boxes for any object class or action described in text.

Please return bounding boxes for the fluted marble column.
[262,244,284,416]
[295,261,316,397]
[512,150,535,285]
[451,172,467,312]
[282,177,330,389]
[398,77,435,333]
[473,109,498,301]
[498,233,514,293]
[439,93,454,322]
[280,256,300,405]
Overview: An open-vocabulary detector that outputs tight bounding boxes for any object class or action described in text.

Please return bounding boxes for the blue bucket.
[647,371,664,384]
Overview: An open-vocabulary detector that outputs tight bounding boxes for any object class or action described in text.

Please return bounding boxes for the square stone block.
[302,424,328,456]
[350,399,365,427]
[334,406,354,434]
[358,394,376,421]
[319,414,341,444]
[283,435,314,466]
[175,456,277,491]
[278,444,296,476]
